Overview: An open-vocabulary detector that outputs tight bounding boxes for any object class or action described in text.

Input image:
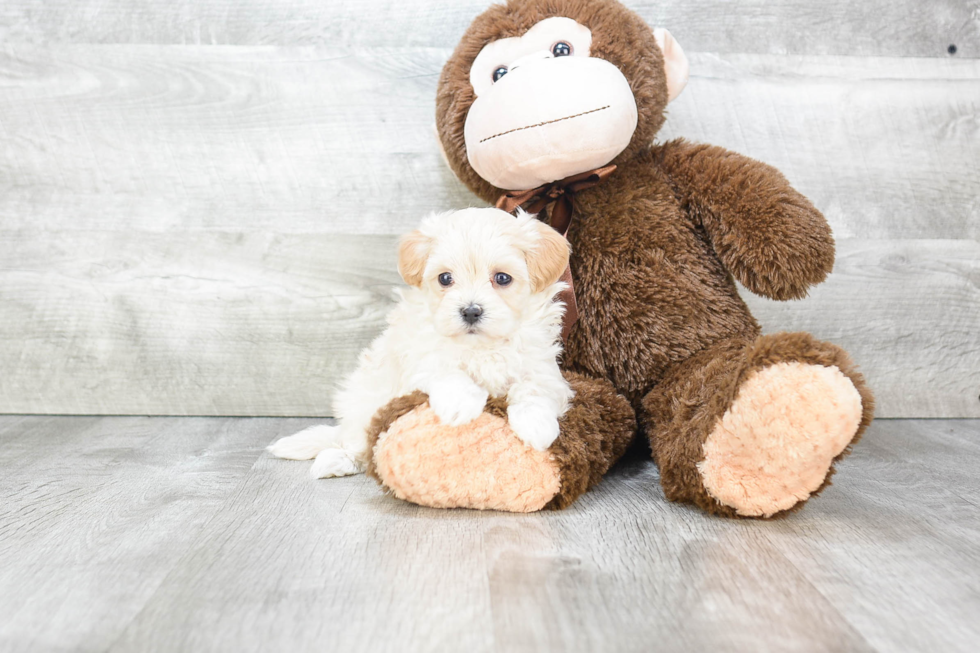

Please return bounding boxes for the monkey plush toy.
[366,0,874,518]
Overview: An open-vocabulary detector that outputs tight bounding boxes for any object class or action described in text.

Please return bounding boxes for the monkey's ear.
[653,28,689,103]
[398,230,431,287]
[526,221,571,293]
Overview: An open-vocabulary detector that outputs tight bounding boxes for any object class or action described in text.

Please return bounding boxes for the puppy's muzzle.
[460,304,483,325]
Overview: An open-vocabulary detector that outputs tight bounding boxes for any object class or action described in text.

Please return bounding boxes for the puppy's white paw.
[428,379,489,426]
[310,448,363,479]
[268,424,341,460]
[508,401,560,451]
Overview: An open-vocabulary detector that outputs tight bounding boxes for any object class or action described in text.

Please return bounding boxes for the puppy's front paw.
[508,401,560,451]
[428,379,489,426]
[310,448,363,479]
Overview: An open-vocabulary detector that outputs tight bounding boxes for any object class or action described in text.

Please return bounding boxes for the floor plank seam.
[765,532,879,652]
[101,441,272,652]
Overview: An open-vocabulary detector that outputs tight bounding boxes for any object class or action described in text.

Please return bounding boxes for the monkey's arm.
[653,139,834,300]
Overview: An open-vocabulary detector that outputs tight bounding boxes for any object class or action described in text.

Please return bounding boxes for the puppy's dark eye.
[438,272,453,287]
[494,272,513,286]
[552,42,572,57]
[492,66,508,82]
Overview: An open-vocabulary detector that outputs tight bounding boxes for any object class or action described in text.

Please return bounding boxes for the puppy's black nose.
[461,304,483,325]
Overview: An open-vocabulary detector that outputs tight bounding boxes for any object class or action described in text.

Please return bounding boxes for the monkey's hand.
[655,139,835,300]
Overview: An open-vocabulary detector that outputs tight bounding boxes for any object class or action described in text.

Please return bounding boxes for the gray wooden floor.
[1,417,978,652]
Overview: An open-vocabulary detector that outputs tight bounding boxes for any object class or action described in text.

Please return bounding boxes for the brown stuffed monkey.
[368,0,874,518]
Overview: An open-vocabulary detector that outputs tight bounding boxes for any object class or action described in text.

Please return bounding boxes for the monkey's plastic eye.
[494,272,513,286]
[492,66,508,82]
[438,272,453,287]
[552,42,572,57]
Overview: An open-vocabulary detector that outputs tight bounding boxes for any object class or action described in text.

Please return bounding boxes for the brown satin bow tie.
[495,164,617,343]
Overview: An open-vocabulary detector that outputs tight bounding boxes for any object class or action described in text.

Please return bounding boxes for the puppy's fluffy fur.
[268,207,574,479]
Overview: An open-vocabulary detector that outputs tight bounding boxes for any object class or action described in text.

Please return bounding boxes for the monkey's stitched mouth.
[479,105,611,144]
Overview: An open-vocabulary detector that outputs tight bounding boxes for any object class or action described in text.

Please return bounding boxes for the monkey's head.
[436,0,689,202]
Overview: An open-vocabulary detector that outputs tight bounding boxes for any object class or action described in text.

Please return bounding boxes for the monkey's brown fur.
[371,0,873,516]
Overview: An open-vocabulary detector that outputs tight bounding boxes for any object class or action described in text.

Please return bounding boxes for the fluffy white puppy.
[268,207,575,479]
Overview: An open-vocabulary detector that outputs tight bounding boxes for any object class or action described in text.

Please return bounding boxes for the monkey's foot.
[365,373,635,512]
[697,362,864,517]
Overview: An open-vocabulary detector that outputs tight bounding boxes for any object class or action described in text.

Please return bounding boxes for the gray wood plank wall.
[1,1,977,417]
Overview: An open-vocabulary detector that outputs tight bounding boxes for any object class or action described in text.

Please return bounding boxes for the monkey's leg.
[641,333,874,518]
[366,372,636,512]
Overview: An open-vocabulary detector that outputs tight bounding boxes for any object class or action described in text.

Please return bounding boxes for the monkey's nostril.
[460,304,484,325]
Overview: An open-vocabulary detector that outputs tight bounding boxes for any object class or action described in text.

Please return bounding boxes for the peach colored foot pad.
[699,362,863,517]
[373,403,561,513]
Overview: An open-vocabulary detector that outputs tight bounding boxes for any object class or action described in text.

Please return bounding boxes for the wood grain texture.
[1,235,977,417]
[1,47,976,239]
[0,0,977,58]
[0,415,319,652]
[0,45,474,236]
[766,419,980,652]
[1,46,976,416]
[0,230,401,416]
[662,54,980,241]
[1,416,978,652]
[742,239,980,419]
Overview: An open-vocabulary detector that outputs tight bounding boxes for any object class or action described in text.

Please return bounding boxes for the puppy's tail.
[267,424,341,460]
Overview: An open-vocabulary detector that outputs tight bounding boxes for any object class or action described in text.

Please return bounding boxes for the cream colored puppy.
[268,207,574,479]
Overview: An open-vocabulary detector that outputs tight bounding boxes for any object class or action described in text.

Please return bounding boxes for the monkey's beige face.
[398,208,570,340]
[464,17,638,191]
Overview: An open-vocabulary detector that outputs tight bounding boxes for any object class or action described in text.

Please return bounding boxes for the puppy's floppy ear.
[526,220,571,292]
[397,229,431,287]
